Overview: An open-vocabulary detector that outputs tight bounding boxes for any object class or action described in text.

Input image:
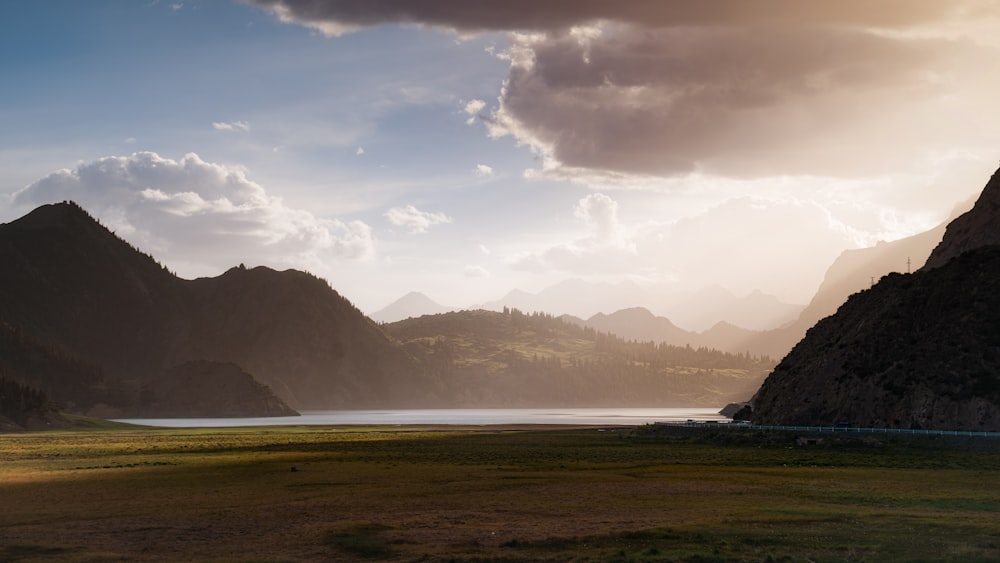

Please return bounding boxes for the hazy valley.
[1,168,999,432]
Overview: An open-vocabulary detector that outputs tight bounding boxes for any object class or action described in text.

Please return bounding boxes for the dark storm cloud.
[249,0,1000,178]
[246,0,971,34]
[493,25,968,177]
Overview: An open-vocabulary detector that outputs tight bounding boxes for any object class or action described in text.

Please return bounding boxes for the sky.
[2,1,1000,315]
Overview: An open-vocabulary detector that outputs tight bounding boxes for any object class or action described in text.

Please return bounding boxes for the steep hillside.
[0,202,191,376]
[0,321,116,414]
[0,376,71,430]
[385,309,773,407]
[0,202,434,414]
[923,167,1000,269]
[186,266,436,409]
[749,168,1000,430]
[136,361,298,418]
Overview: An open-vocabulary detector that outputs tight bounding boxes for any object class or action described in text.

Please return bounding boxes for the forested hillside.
[385,308,774,407]
[0,375,69,430]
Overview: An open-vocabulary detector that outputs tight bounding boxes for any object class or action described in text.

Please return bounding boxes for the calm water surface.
[114,407,727,428]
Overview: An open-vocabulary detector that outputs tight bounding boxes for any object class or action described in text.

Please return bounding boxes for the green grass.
[1,425,999,561]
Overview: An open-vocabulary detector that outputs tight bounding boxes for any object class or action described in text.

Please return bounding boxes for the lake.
[114,407,728,428]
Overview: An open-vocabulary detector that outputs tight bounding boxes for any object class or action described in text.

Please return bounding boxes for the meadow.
[1,422,999,562]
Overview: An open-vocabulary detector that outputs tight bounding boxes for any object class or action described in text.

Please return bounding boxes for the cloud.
[464,265,491,278]
[463,98,486,125]
[474,164,494,177]
[489,23,1000,179]
[383,204,452,233]
[510,193,872,302]
[356,146,365,155]
[573,193,621,244]
[250,0,1000,180]
[246,1,975,35]
[12,152,374,276]
[510,192,634,276]
[212,120,251,132]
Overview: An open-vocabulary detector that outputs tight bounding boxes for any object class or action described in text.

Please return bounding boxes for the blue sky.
[3,1,999,316]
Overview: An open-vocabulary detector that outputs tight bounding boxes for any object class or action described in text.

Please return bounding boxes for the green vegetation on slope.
[385,308,774,406]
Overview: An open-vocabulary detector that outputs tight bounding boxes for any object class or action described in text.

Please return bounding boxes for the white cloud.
[383,204,452,233]
[463,98,486,125]
[356,146,365,155]
[573,193,621,245]
[509,192,872,302]
[212,120,251,132]
[510,192,634,276]
[474,164,494,177]
[12,152,375,277]
[464,265,491,278]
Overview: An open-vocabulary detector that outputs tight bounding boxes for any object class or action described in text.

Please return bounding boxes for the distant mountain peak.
[370,291,455,323]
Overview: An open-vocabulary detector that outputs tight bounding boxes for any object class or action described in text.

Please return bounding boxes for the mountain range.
[383,308,771,407]
[0,201,775,420]
[1,162,990,427]
[372,280,804,332]
[0,202,435,417]
[374,200,967,363]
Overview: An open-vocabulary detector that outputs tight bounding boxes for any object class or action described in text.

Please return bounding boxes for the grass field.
[1,424,999,561]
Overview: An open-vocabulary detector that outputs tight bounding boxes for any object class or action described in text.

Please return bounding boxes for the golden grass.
[0,426,999,561]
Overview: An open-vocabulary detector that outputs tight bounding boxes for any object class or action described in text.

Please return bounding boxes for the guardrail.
[662,421,1000,438]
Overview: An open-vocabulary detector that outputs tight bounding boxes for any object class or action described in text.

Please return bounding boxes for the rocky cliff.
[748,167,1000,430]
[923,166,1000,270]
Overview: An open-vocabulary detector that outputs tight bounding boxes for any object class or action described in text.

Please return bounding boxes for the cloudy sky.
[2,1,999,314]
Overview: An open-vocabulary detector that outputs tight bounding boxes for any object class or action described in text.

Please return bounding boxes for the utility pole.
[907,257,911,274]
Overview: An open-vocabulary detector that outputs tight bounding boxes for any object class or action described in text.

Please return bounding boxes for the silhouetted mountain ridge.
[748,167,1000,430]
[0,202,435,415]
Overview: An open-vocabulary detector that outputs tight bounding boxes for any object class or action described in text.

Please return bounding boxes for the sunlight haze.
[2,0,999,315]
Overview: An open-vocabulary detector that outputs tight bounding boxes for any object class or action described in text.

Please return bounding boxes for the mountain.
[136,361,299,418]
[479,279,802,332]
[923,169,1000,270]
[0,201,191,379]
[370,291,456,323]
[477,279,649,319]
[663,286,802,332]
[384,308,773,407]
[184,265,433,409]
[690,209,964,360]
[0,202,435,414]
[574,307,695,347]
[747,167,1000,430]
[0,375,71,430]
